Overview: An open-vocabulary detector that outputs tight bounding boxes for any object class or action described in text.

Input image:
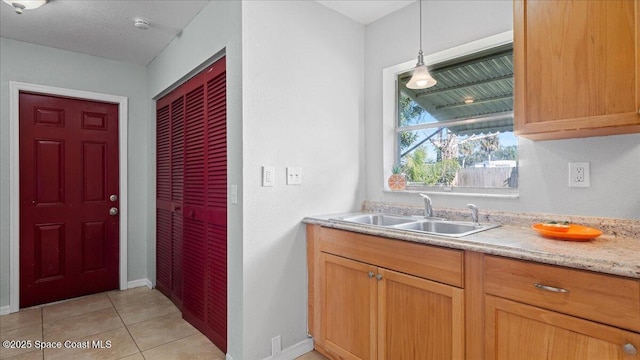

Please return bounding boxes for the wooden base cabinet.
[308,226,465,360]
[486,295,640,360]
[320,253,464,360]
[484,255,640,360]
[307,226,640,360]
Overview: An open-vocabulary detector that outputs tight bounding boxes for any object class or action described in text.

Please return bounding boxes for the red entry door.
[19,92,120,308]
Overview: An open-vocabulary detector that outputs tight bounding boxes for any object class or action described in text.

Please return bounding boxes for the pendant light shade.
[407,0,437,90]
[406,51,437,89]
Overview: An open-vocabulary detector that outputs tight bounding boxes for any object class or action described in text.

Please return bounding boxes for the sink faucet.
[467,204,479,225]
[419,194,433,218]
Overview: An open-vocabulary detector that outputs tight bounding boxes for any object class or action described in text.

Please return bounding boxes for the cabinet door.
[378,268,464,360]
[321,253,378,360]
[514,0,640,139]
[486,295,640,360]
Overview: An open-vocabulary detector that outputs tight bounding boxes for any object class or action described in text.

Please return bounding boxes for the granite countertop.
[303,208,640,280]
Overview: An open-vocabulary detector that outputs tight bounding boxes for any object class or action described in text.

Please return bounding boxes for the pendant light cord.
[419,0,422,51]
[407,0,437,89]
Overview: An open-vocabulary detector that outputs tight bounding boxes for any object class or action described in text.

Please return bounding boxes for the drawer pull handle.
[623,343,637,355]
[376,274,383,281]
[368,271,375,278]
[534,283,569,293]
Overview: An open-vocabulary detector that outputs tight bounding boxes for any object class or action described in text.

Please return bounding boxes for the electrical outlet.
[271,335,282,356]
[286,167,302,185]
[569,162,590,188]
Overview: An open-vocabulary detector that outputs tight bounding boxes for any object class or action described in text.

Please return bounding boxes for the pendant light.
[406,0,437,89]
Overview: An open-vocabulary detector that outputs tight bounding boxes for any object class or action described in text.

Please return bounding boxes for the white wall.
[145,1,245,358]
[241,1,364,358]
[365,1,640,219]
[0,37,149,308]
[148,2,365,358]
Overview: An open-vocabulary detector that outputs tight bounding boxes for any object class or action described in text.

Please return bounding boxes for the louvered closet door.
[156,104,172,300]
[156,98,185,308]
[155,57,227,353]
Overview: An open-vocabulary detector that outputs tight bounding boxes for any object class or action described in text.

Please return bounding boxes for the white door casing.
[8,81,128,313]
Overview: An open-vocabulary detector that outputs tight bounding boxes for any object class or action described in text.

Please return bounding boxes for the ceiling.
[316,0,414,25]
[0,0,413,66]
[0,0,210,66]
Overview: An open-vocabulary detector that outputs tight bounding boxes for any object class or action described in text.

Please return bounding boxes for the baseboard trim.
[262,338,314,360]
[0,280,152,316]
[127,278,153,290]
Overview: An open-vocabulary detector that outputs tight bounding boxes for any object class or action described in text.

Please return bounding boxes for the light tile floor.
[0,288,328,360]
[295,351,328,360]
[0,288,223,360]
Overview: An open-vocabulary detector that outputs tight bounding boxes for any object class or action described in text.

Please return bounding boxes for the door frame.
[8,81,128,313]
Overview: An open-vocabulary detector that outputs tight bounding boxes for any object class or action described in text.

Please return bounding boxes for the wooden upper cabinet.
[514,0,640,140]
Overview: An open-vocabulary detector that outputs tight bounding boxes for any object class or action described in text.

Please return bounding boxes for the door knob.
[109,194,118,202]
[109,207,119,216]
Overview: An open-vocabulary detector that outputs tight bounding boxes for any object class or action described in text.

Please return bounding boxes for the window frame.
[382,30,516,196]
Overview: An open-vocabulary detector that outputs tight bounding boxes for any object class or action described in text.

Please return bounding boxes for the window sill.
[383,189,519,199]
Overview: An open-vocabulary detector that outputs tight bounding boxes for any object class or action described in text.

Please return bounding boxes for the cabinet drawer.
[319,227,463,287]
[484,255,640,332]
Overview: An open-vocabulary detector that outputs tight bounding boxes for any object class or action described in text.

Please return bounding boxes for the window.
[383,31,517,195]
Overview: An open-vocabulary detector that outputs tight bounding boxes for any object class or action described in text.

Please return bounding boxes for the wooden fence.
[454,167,515,188]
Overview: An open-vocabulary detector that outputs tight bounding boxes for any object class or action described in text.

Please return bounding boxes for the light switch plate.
[230,184,238,204]
[262,166,275,187]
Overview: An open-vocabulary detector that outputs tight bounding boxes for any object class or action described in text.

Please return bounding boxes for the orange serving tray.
[531,223,602,241]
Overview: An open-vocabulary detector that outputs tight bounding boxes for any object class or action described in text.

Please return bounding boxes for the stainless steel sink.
[332,213,500,238]
[337,214,416,226]
[392,220,500,237]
